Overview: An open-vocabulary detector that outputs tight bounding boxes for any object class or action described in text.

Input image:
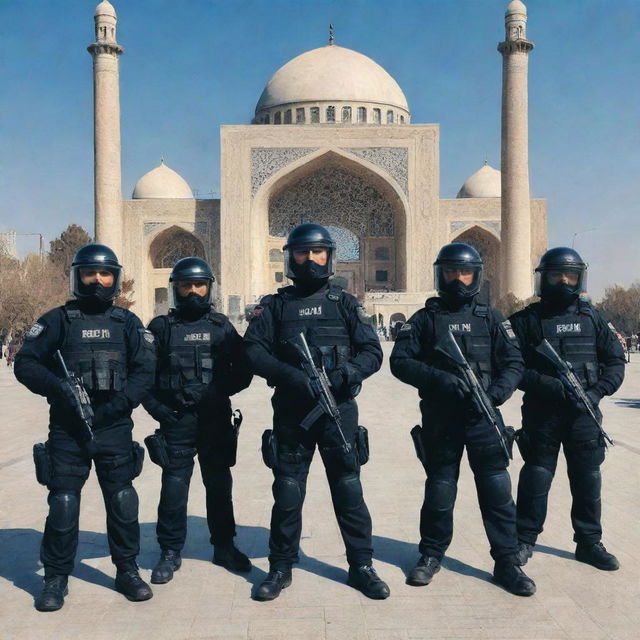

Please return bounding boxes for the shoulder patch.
[399,322,412,332]
[501,319,516,340]
[25,322,45,340]
[252,305,264,318]
[139,328,155,344]
[356,306,373,325]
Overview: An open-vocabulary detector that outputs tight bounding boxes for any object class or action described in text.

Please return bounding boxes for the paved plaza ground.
[1,344,639,639]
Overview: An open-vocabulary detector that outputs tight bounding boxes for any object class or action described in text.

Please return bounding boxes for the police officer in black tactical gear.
[143,257,252,584]
[509,248,625,571]
[244,223,390,601]
[390,243,536,596]
[14,244,156,611]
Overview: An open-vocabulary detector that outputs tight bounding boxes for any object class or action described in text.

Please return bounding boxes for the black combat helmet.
[282,223,336,282]
[70,243,122,303]
[169,256,215,313]
[534,247,587,304]
[433,243,483,302]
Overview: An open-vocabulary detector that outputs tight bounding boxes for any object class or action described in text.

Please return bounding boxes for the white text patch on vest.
[299,306,322,317]
[449,323,472,332]
[81,329,111,339]
[556,323,581,333]
[184,332,211,341]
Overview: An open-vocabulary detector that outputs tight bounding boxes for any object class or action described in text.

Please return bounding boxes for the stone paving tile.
[1,349,639,639]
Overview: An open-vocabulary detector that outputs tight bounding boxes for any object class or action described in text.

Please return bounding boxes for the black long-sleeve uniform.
[14,301,155,576]
[244,281,382,569]
[390,296,524,561]
[142,307,252,551]
[509,299,625,546]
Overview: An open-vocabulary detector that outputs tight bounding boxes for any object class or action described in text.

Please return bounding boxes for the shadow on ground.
[614,398,640,409]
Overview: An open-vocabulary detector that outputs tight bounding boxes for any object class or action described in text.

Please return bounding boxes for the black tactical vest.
[157,311,226,400]
[275,285,351,371]
[538,302,599,387]
[61,304,128,393]
[425,299,493,388]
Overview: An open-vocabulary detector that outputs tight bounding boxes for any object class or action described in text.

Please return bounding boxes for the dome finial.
[328,24,334,45]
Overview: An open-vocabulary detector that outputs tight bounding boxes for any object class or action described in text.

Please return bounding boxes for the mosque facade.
[90,0,547,325]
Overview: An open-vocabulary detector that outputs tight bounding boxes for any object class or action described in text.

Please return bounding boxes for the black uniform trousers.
[516,408,605,546]
[268,399,373,570]
[43,417,140,577]
[156,411,235,551]
[418,408,518,562]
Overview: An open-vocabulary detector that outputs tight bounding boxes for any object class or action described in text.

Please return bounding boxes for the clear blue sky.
[1,0,638,299]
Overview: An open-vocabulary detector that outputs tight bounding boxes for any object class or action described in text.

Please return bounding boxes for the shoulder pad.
[208,311,227,326]
[424,297,441,311]
[473,303,489,318]
[109,306,127,322]
[577,298,595,317]
[326,284,342,302]
[25,320,46,340]
[138,328,155,345]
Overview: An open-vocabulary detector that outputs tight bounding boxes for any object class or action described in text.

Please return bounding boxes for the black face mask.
[440,279,476,303]
[542,282,578,308]
[176,292,210,318]
[291,259,329,283]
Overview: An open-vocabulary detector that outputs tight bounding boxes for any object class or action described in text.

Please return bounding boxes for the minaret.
[498,0,534,300]
[88,1,124,252]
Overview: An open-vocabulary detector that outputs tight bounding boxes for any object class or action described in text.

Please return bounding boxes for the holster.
[33,442,51,486]
[132,441,145,478]
[226,409,243,468]
[144,430,170,468]
[355,425,369,465]
[503,425,516,461]
[261,429,277,469]
[410,424,428,471]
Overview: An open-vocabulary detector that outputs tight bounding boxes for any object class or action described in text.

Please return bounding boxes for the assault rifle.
[434,330,512,462]
[55,350,98,455]
[534,339,614,447]
[291,332,351,452]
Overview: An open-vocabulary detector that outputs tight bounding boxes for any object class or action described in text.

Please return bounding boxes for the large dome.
[254,45,410,125]
[132,161,193,199]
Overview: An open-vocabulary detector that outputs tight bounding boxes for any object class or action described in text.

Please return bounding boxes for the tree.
[596,283,640,336]
[114,277,135,309]
[49,224,92,274]
[494,292,538,317]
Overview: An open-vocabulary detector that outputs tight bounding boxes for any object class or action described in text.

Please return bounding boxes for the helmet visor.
[434,263,483,298]
[70,265,122,301]
[170,277,214,310]
[284,245,334,280]
[534,268,587,297]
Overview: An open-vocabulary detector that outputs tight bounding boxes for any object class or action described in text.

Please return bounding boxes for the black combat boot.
[151,549,182,584]
[493,559,536,596]
[115,562,153,601]
[35,575,68,612]
[347,565,390,599]
[406,555,441,586]
[253,567,292,601]
[575,541,620,571]
[213,543,251,573]
[515,542,534,566]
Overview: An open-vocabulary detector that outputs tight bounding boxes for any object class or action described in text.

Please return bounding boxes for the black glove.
[286,369,316,403]
[51,380,80,411]
[428,371,469,401]
[92,394,131,429]
[328,368,347,395]
[535,374,566,401]
[575,388,602,414]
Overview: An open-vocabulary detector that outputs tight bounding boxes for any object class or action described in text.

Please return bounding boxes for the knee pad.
[424,477,457,512]
[520,464,554,498]
[475,470,513,509]
[331,473,364,511]
[162,473,190,506]
[272,476,303,512]
[48,491,80,534]
[109,486,139,524]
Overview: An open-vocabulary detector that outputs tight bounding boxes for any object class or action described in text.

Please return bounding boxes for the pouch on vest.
[132,441,145,478]
[410,425,428,471]
[261,429,277,469]
[33,442,51,486]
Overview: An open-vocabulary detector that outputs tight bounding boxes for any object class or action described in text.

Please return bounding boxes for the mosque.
[89,0,547,325]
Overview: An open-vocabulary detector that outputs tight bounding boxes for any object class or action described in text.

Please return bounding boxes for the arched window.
[342,106,352,123]
[269,249,284,262]
[386,110,394,124]
[274,111,281,124]
[400,115,405,124]
[326,106,336,123]
[357,107,367,123]
[284,109,292,124]
[264,113,270,124]
[310,107,320,123]
[373,108,381,124]
[150,227,205,269]
[374,246,390,260]
[296,108,305,123]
